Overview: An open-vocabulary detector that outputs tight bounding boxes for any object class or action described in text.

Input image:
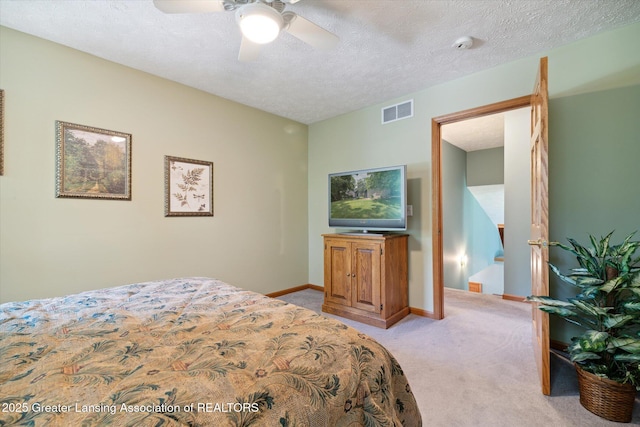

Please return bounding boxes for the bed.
[0,277,421,426]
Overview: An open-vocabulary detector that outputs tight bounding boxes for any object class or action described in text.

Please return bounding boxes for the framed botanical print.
[165,155,214,217]
[55,121,131,200]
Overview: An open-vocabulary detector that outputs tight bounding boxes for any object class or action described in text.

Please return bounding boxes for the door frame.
[430,95,531,320]
[529,56,551,395]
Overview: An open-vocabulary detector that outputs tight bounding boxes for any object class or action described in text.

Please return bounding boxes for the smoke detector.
[453,36,474,50]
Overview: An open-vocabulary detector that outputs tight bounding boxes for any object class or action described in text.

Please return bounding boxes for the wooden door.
[529,56,551,395]
[350,242,381,313]
[324,239,352,307]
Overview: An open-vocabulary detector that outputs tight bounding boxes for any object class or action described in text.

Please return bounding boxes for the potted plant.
[528,231,640,423]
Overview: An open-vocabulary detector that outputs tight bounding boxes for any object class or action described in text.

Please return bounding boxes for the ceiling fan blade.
[153,0,225,14]
[238,36,261,62]
[283,12,338,50]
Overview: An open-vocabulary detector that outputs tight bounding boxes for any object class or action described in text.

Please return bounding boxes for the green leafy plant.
[528,231,640,388]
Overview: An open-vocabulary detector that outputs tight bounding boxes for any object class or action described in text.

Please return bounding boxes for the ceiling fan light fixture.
[236,3,284,44]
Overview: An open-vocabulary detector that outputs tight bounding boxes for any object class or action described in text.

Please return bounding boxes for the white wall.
[0,27,309,303]
[441,141,466,290]
[503,108,532,297]
[308,22,640,314]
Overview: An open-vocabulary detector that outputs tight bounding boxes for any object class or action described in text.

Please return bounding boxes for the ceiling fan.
[153,0,339,61]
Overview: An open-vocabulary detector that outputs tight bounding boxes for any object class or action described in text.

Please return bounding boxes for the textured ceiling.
[442,112,506,152]
[1,0,640,124]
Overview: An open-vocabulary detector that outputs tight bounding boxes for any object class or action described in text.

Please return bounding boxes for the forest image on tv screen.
[330,169,402,220]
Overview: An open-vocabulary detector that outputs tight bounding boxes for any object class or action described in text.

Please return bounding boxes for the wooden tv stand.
[321,233,409,328]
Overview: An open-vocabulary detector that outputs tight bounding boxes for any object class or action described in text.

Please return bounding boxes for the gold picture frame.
[55,121,132,200]
[165,156,214,217]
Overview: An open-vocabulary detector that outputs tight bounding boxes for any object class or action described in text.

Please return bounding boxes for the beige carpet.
[276,287,640,426]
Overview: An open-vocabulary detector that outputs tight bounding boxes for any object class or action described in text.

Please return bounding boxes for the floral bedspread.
[0,277,421,426]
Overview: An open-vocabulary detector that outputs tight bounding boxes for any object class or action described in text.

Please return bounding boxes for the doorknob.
[527,238,560,248]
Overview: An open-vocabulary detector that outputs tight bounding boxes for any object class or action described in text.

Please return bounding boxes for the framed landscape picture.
[55,121,131,200]
[165,155,213,217]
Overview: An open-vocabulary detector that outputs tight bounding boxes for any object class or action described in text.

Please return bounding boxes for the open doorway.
[441,113,507,298]
[431,96,531,320]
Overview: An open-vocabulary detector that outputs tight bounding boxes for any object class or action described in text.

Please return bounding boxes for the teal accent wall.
[548,84,640,342]
[464,189,503,279]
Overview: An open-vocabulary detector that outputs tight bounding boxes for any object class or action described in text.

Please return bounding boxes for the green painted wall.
[3,20,639,315]
[548,84,640,342]
[467,147,504,186]
[309,22,640,313]
[0,27,309,303]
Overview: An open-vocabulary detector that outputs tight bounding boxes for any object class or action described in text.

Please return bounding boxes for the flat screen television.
[328,164,407,232]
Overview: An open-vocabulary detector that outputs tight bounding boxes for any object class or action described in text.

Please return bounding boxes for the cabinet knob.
[346,273,351,277]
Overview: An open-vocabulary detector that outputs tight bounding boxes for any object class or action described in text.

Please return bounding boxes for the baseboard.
[267,286,439,320]
[551,339,569,351]
[409,306,438,319]
[267,286,546,330]
[265,284,323,298]
[502,293,527,303]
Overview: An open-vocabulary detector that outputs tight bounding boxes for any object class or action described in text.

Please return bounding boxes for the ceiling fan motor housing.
[154,0,338,61]
[227,0,286,12]
[269,0,286,13]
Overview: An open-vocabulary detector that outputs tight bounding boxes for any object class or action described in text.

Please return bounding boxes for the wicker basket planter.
[576,365,637,423]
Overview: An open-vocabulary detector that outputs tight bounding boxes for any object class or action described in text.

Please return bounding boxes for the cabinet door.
[350,241,381,313]
[324,239,352,307]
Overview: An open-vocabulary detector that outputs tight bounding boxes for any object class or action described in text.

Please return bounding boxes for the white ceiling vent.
[382,99,413,124]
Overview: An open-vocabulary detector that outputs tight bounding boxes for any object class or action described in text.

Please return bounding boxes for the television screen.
[328,165,407,231]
